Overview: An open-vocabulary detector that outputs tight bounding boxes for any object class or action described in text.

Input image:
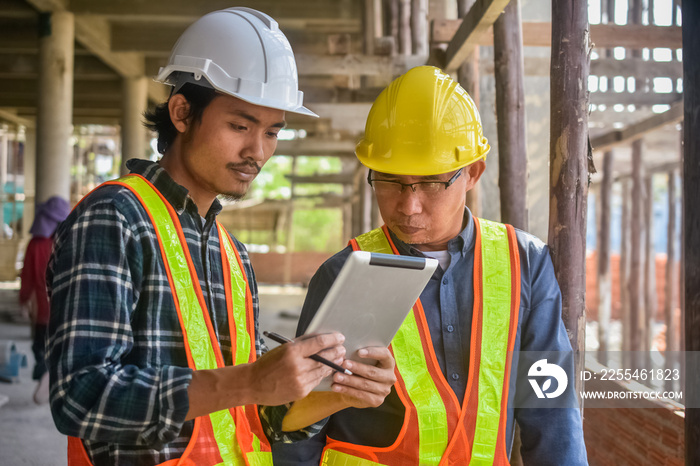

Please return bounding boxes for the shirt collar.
[387,207,475,257]
[125,159,223,218]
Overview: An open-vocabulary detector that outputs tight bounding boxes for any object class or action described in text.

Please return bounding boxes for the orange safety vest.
[321,218,520,466]
[66,175,272,466]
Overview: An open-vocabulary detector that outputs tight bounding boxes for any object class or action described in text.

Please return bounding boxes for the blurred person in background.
[19,195,70,404]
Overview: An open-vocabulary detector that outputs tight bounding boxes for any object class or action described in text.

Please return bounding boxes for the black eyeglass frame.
[366,168,464,194]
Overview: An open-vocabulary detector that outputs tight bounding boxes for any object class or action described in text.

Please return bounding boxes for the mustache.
[226,161,261,174]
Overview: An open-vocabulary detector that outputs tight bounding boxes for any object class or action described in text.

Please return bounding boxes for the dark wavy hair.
[143,83,218,154]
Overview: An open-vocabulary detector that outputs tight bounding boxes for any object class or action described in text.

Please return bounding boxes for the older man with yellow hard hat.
[272,66,589,465]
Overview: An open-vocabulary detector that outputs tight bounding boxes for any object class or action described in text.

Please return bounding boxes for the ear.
[464,160,486,192]
[168,94,191,134]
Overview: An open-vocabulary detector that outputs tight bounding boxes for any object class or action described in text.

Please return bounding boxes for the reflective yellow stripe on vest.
[217,223,253,367]
[116,176,247,466]
[346,221,514,466]
[470,218,512,465]
[322,449,385,466]
[217,223,273,466]
[355,229,448,466]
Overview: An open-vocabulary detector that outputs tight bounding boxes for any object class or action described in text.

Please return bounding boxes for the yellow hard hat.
[355,66,490,176]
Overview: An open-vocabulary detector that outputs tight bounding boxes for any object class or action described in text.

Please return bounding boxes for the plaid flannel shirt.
[46,159,315,465]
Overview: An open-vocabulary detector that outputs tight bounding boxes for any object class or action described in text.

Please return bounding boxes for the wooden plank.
[590,91,681,106]
[23,0,169,106]
[590,101,683,152]
[275,139,356,157]
[548,0,588,401]
[493,0,527,230]
[284,173,355,184]
[432,20,682,49]
[443,0,511,71]
[68,0,361,21]
[683,1,700,460]
[590,57,682,80]
[0,108,34,127]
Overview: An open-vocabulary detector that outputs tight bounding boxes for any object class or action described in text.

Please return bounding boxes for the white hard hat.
[156,7,317,117]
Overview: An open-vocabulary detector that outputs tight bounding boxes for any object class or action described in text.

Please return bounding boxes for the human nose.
[242,133,267,163]
[395,188,423,215]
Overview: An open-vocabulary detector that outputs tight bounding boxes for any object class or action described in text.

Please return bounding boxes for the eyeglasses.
[367,169,464,197]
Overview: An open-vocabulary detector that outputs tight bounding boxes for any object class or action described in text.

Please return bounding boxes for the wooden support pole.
[598,0,615,367]
[621,179,631,358]
[644,175,656,373]
[664,170,677,392]
[364,0,376,55]
[629,139,645,366]
[644,175,656,360]
[627,0,645,371]
[494,0,528,231]
[411,0,428,56]
[456,0,481,218]
[399,0,412,55]
[283,157,297,284]
[548,0,589,391]
[389,0,400,54]
[597,150,613,365]
[683,0,700,462]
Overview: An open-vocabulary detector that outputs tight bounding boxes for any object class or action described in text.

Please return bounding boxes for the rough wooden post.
[456,0,481,218]
[664,170,677,392]
[626,0,646,370]
[283,157,297,284]
[494,0,528,231]
[410,0,428,56]
[620,179,631,363]
[398,0,411,55]
[548,0,589,397]
[644,175,657,359]
[388,0,399,49]
[597,151,613,365]
[683,0,700,462]
[629,139,645,369]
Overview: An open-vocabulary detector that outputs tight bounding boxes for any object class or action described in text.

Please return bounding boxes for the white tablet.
[304,250,438,391]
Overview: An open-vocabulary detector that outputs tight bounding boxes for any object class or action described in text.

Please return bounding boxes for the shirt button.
[446,325,454,332]
[442,278,448,285]
[451,373,460,381]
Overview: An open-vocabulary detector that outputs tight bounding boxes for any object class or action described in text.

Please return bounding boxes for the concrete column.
[22,127,36,239]
[36,12,74,204]
[120,76,149,175]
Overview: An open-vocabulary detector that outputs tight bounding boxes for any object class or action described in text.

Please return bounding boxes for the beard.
[219,161,261,201]
[221,192,245,202]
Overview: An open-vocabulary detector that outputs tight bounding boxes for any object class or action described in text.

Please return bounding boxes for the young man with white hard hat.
[45,8,395,465]
[274,66,589,465]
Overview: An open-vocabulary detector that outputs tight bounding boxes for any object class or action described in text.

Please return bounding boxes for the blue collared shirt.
[273,209,588,465]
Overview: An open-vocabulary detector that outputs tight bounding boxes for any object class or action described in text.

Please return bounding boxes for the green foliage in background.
[237,155,345,253]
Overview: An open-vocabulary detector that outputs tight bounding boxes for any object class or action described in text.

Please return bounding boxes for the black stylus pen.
[263,331,353,376]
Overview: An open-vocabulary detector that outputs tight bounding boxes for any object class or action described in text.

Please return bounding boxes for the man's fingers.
[295,332,345,357]
[356,346,395,369]
[316,345,346,362]
[330,383,386,409]
[332,372,394,397]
